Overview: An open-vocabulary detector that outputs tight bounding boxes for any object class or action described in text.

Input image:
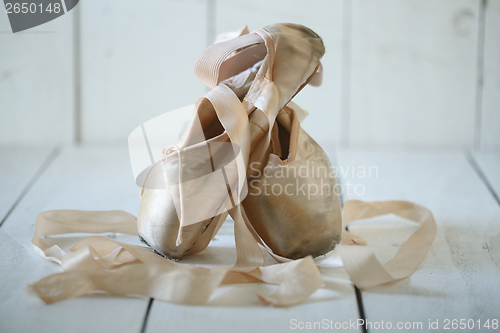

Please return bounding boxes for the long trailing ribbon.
[28,77,437,307]
[29,209,323,306]
[29,199,436,306]
[28,28,437,305]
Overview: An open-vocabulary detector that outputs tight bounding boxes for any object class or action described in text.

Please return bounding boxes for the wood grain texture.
[0,146,147,333]
[80,0,208,143]
[145,141,361,332]
[2,145,499,331]
[2,0,497,149]
[0,147,53,223]
[480,0,500,149]
[473,151,500,199]
[215,0,344,147]
[0,9,75,145]
[348,0,480,148]
[336,150,500,325]
[146,236,361,333]
[147,286,360,333]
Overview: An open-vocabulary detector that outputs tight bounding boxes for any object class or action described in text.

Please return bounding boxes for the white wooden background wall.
[1,0,499,149]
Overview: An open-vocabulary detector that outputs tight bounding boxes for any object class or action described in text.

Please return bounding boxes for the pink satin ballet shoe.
[137,23,325,260]
[243,105,342,259]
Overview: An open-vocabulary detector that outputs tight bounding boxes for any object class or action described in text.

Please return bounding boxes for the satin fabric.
[28,24,437,306]
[29,79,437,307]
[29,199,436,306]
[243,107,343,260]
[136,23,324,261]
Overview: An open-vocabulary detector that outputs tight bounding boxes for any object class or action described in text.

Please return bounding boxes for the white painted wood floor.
[0,146,499,333]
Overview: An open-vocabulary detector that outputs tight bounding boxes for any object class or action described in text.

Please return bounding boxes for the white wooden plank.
[215,0,343,148]
[0,146,148,333]
[336,150,500,326]
[0,8,75,145]
[480,0,500,149]
[0,147,53,222]
[146,240,361,333]
[473,151,500,198]
[146,155,360,332]
[147,283,360,333]
[349,0,480,148]
[80,0,208,143]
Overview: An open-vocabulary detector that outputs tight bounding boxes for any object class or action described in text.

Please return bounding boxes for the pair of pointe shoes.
[138,23,342,261]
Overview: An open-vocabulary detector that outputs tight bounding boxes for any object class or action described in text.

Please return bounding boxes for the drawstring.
[140,145,185,247]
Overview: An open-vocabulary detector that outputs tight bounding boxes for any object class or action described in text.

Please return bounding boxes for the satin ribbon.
[29,199,436,306]
[28,80,437,306]
[29,26,438,306]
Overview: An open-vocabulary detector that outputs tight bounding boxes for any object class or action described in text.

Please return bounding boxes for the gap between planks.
[141,0,216,326]
[0,147,60,229]
[474,0,487,149]
[140,298,154,333]
[466,152,500,206]
[73,4,82,145]
[332,152,368,333]
[141,149,363,333]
